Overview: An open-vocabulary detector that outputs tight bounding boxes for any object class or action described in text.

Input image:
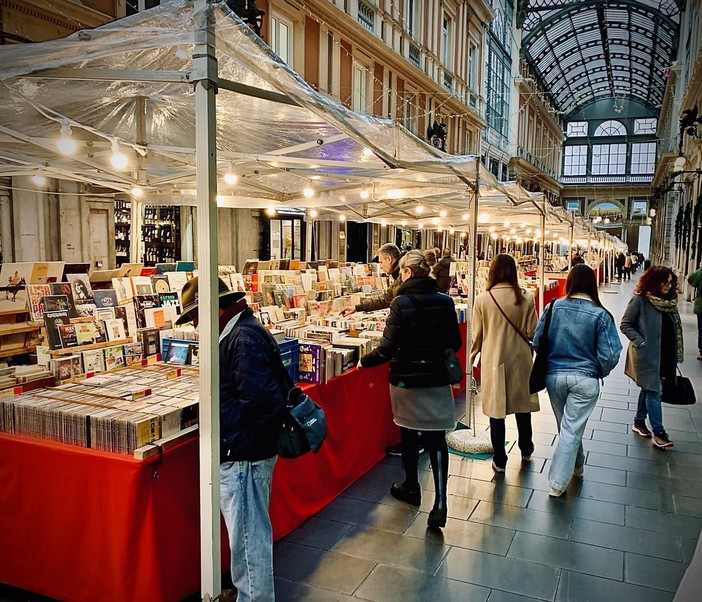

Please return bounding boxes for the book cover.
[94,307,115,323]
[150,275,171,294]
[58,323,79,348]
[75,322,98,345]
[130,276,153,296]
[113,306,130,337]
[104,345,125,371]
[82,348,105,373]
[111,277,133,303]
[42,294,69,313]
[122,302,138,341]
[164,271,188,293]
[52,356,74,382]
[143,306,166,329]
[50,282,78,317]
[43,309,69,350]
[164,341,190,366]
[133,295,159,329]
[66,274,94,304]
[137,327,160,357]
[26,284,52,321]
[93,290,119,309]
[298,343,324,384]
[188,344,199,366]
[104,318,126,341]
[124,342,143,366]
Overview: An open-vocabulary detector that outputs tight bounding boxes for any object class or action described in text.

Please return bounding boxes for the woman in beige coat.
[470,254,539,472]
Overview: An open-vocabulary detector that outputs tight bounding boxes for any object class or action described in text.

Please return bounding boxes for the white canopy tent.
[0,1,605,598]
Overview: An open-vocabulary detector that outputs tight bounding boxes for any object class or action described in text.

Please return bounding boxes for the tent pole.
[539,205,545,313]
[466,160,479,429]
[194,1,221,600]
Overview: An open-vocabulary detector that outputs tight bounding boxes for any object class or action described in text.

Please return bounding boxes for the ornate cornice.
[1,0,112,36]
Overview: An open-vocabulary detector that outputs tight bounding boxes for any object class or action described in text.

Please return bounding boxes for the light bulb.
[418,222,423,229]
[31,168,47,187]
[360,189,370,200]
[362,147,374,158]
[309,209,318,218]
[478,213,489,223]
[520,222,526,228]
[439,209,447,218]
[339,214,346,222]
[381,219,387,227]
[510,228,516,234]
[265,207,277,216]
[432,217,441,225]
[526,228,532,235]
[216,195,225,204]
[224,170,238,185]
[56,122,76,155]
[462,213,469,221]
[401,221,407,227]
[449,228,455,234]
[604,218,610,224]
[503,221,510,228]
[110,139,129,170]
[491,233,498,240]
[488,226,496,233]
[303,187,315,198]
[415,205,424,214]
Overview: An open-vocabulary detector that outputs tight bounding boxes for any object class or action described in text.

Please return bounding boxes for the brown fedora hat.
[175,276,245,325]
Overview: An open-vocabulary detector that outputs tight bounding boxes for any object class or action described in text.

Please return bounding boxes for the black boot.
[392,428,421,506]
[428,442,448,529]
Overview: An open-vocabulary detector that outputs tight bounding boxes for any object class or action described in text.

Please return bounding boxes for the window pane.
[564,145,587,176]
[591,144,626,174]
[566,122,588,137]
[593,120,627,137]
[631,142,656,174]
[634,118,657,135]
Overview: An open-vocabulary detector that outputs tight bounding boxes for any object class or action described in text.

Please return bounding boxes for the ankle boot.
[428,448,448,529]
[390,481,421,505]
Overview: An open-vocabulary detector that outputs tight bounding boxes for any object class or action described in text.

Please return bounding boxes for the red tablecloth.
[536,279,566,314]
[0,326,472,602]
[0,364,399,602]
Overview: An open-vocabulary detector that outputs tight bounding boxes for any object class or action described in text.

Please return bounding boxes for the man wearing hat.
[177,276,285,602]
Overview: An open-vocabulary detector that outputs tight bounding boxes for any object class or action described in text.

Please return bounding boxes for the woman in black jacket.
[361,250,461,529]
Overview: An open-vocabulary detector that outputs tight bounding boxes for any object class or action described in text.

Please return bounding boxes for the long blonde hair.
[399,250,431,278]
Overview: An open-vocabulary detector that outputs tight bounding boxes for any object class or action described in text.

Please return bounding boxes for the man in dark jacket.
[340,243,402,315]
[176,276,284,602]
[432,248,454,293]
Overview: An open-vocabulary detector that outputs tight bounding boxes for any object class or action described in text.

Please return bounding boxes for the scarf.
[645,293,684,363]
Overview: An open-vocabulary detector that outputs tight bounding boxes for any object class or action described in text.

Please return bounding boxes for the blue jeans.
[636,387,664,435]
[546,373,600,491]
[220,456,277,602]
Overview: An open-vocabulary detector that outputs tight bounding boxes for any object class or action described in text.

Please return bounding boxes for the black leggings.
[490,413,534,468]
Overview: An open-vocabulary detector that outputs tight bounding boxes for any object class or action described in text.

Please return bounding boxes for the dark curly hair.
[635,266,676,298]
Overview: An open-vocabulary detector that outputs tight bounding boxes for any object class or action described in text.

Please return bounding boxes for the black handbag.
[662,368,697,405]
[278,386,327,459]
[443,348,463,384]
[529,301,555,394]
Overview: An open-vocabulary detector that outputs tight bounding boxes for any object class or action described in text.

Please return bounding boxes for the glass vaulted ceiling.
[519,0,683,116]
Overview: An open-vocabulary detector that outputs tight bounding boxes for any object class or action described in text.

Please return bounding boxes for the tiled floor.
[2,274,701,602]
[274,276,702,601]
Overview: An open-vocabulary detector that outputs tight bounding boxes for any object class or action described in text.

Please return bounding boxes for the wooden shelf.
[50,338,132,356]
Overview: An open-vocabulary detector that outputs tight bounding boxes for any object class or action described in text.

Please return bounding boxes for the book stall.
[0,3,626,600]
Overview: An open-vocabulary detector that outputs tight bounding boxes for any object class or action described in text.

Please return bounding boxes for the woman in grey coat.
[620,266,682,449]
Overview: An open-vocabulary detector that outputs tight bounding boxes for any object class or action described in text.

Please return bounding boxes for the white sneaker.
[491,460,505,473]
[549,486,564,497]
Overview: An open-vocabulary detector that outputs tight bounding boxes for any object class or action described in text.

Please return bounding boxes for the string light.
[131,186,143,198]
[339,214,346,221]
[303,187,315,198]
[309,208,318,218]
[56,121,76,155]
[31,167,47,187]
[362,147,374,157]
[224,165,238,185]
[432,217,441,225]
[415,204,425,214]
[265,207,277,216]
[360,189,370,200]
[439,209,447,217]
[110,139,129,170]
[478,214,490,223]
[462,213,470,220]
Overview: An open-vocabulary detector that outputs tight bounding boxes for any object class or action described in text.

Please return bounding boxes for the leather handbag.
[529,301,555,394]
[278,386,327,458]
[662,368,697,406]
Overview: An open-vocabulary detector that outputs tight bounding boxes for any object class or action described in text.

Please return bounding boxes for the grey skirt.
[389,384,456,431]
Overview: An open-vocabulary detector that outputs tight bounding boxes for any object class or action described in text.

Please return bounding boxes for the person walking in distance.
[470,254,539,472]
[533,265,622,497]
[176,277,285,601]
[360,250,461,529]
[621,266,683,449]
[433,248,455,294]
[687,262,702,361]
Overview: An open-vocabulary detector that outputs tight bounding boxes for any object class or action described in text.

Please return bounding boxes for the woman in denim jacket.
[533,265,622,497]
[620,266,681,449]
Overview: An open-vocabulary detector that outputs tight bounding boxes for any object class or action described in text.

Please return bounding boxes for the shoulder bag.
[270,339,327,459]
[487,291,532,348]
[662,366,697,406]
[528,300,556,394]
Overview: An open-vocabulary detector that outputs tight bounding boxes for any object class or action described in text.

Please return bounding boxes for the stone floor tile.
[624,553,687,592]
[437,547,559,600]
[274,578,357,601]
[447,474,533,508]
[556,570,674,602]
[625,506,702,538]
[471,500,572,539]
[284,516,354,550]
[578,479,672,510]
[527,490,626,525]
[508,531,623,580]
[317,495,419,534]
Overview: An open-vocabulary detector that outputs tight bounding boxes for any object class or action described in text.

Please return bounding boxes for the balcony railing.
[357,0,375,32]
[561,174,654,185]
[408,43,421,68]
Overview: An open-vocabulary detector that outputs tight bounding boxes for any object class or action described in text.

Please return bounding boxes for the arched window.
[593,120,627,137]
